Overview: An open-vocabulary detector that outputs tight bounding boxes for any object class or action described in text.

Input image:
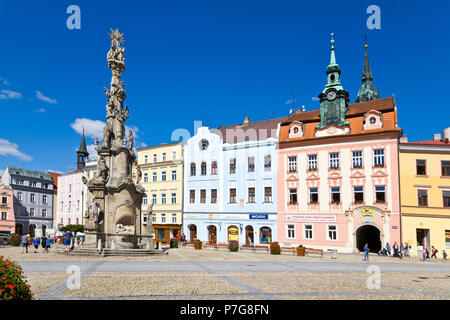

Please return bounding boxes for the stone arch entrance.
[29,224,36,237]
[356,224,381,253]
[245,225,254,246]
[15,223,24,235]
[188,224,197,242]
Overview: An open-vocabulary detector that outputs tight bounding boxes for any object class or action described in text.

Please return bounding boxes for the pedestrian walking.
[431,246,438,259]
[404,243,410,257]
[21,234,29,253]
[425,247,430,260]
[443,250,447,261]
[41,235,47,252]
[386,242,391,256]
[45,236,51,252]
[63,230,73,253]
[32,237,40,253]
[364,243,369,261]
[399,243,404,259]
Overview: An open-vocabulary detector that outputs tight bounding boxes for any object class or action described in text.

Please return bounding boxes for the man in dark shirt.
[63,231,73,253]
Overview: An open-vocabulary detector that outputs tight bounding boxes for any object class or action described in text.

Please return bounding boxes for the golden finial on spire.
[109,28,125,48]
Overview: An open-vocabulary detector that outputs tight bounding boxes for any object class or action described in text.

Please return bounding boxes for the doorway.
[15,223,23,235]
[29,224,36,238]
[356,225,381,253]
[207,225,217,244]
[416,229,430,249]
[228,226,239,242]
[188,224,197,242]
[245,225,254,246]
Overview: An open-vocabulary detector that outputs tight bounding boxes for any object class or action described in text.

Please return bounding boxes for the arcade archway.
[356,224,381,253]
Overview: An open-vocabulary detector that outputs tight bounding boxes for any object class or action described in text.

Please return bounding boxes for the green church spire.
[316,33,349,129]
[355,37,380,103]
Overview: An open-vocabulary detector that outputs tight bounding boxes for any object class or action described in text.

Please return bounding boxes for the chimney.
[443,127,450,143]
[399,136,408,143]
[244,116,250,125]
[434,133,442,141]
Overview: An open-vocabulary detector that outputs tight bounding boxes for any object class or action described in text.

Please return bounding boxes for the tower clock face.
[327,91,336,101]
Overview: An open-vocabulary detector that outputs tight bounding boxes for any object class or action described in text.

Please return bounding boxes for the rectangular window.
[153,154,157,162]
[310,188,319,203]
[328,225,337,240]
[416,160,427,176]
[331,187,340,204]
[30,193,35,203]
[444,191,450,208]
[162,153,167,161]
[190,163,196,176]
[442,161,450,177]
[211,189,217,204]
[375,186,386,203]
[31,181,37,187]
[264,155,272,171]
[68,201,71,212]
[60,201,63,210]
[200,190,206,203]
[143,173,148,183]
[308,155,317,170]
[143,194,148,205]
[418,190,428,207]
[171,170,177,181]
[152,172,157,182]
[144,155,148,164]
[161,171,166,182]
[18,192,22,201]
[171,193,177,204]
[354,186,364,203]
[229,188,236,203]
[330,153,340,169]
[161,193,166,204]
[289,188,298,204]
[42,209,47,218]
[1,212,7,220]
[172,214,177,223]
[172,151,177,160]
[287,224,295,239]
[229,159,236,174]
[152,194,157,205]
[264,187,272,203]
[161,214,166,223]
[76,218,79,225]
[304,225,313,239]
[446,230,450,249]
[16,179,24,186]
[30,208,35,217]
[373,149,385,167]
[190,190,195,203]
[248,157,255,172]
[211,161,218,175]
[288,156,297,172]
[152,215,156,223]
[42,195,47,204]
[68,218,71,224]
[248,187,255,203]
[201,162,207,175]
[77,200,80,210]
[352,151,363,168]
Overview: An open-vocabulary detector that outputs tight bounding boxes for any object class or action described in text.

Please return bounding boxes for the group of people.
[176,233,187,246]
[20,234,52,253]
[422,246,447,261]
[378,242,447,261]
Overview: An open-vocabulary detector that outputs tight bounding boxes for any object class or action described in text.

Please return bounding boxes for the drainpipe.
[397,136,403,244]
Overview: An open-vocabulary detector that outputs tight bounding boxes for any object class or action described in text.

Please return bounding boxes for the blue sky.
[0,0,449,173]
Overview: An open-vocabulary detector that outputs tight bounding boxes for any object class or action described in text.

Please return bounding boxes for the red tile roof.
[401,140,450,146]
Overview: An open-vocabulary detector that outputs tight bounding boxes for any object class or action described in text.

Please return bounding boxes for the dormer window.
[288,121,304,138]
[363,110,383,130]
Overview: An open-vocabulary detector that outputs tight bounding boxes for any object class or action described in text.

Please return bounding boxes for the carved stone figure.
[136,166,142,184]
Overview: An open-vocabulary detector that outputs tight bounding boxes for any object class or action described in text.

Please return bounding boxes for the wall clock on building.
[327,90,336,101]
[199,139,209,151]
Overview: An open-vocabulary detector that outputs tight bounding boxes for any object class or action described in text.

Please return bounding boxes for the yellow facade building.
[399,129,450,257]
[137,142,183,244]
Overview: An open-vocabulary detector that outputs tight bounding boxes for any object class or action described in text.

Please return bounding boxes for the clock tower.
[316,33,349,129]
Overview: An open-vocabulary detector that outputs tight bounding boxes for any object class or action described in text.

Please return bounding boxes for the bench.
[281,247,296,256]
[306,248,324,257]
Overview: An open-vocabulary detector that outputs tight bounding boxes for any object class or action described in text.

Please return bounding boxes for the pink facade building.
[0,181,15,235]
[55,170,85,230]
[277,37,402,253]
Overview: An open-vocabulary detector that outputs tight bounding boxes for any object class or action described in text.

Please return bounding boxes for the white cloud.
[36,90,57,104]
[71,118,105,139]
[0,90,21,100]
[32,108,46,114]
[0,138,32,161]
[140,142,148,148]
[46,169,64,174]
[87,144,98,160]
[0,77,8,85]
[285,99,293,105]
[312,97,320,102]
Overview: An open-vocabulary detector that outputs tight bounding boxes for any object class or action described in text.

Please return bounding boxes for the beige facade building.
[137,142,183,244]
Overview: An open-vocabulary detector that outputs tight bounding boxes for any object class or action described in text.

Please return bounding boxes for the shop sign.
[286,215,336,223]
[249,214,268,220]
[392,226,398,229]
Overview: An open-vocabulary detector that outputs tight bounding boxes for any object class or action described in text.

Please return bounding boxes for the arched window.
[201,162,207,175]
[188,224,197,242]
[190,163,196,176]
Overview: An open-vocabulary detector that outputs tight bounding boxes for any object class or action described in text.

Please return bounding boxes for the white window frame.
[373,149,385,167]
[152,172,157,182]
[304,224,313,240]
[171,192,177,204]
[286,224,296,239]
[352,151,363,168]
[327,225,338,241]
[172,151,177,160]
[288,156,297,172]
[143,173,148,183]
[308,154,317,170]
[172,213,177,223]
[329,152,340,169]
[171,170,177,181]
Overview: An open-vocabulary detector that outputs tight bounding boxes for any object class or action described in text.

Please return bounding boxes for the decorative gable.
[364,110,383,130]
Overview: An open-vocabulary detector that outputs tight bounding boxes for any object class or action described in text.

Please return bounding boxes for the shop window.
[259,227,272,244]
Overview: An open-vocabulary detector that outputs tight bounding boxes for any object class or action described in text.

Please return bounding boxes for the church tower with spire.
[355,37,380,103]
[77,129,89,169]
[316,33,350,129]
